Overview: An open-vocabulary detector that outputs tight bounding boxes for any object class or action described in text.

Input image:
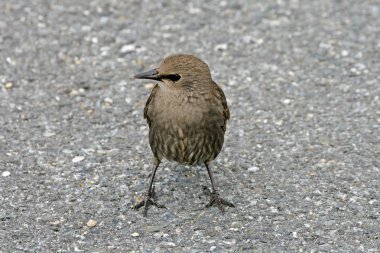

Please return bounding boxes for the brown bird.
[133,54,234,216]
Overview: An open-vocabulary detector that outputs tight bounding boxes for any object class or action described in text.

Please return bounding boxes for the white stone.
[43,131,56,137]
[4,82,13,89]
[120,44,136,53]
[214,43,228,51]
[86,219,97,227]
[72,156,85,163]
[341,50,349,56]
[247,166,260,172]
[2,171,10,177]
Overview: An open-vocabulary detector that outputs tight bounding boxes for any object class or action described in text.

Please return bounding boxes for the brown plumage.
[133,54,234,216]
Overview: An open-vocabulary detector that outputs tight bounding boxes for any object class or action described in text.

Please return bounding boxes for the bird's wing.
[215,84,230,132]
[144,84,159,126]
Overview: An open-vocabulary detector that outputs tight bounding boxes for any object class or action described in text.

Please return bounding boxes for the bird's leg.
[204,163,235,213]
[133,159,165,216]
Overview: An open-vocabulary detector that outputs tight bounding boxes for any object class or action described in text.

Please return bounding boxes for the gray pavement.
[0,0,379,252]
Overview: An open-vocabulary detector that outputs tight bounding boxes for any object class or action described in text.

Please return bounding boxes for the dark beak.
[134,68,161,81]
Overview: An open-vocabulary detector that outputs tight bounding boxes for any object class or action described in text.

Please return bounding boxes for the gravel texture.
[1,0,379,252]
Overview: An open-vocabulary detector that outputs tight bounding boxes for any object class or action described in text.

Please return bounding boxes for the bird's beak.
[134,68,161,81]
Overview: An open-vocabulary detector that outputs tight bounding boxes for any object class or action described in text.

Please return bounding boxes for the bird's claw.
[205,191,235,214]
[133,189,166,217]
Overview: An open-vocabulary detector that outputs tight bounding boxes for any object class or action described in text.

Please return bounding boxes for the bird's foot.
[205,191,235,214]
[133,188,166,217]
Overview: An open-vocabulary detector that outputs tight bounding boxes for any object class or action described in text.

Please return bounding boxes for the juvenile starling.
[134,54,234,216]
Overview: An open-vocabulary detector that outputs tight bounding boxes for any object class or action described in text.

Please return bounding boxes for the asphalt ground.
[0,0,379,252]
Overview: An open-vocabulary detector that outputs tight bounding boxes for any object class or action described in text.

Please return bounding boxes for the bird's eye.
[163,74,181,82]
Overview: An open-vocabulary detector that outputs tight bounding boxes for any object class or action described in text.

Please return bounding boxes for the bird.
[133,54,234,216]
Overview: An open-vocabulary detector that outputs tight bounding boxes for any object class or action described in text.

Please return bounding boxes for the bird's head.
[134,54,212,90]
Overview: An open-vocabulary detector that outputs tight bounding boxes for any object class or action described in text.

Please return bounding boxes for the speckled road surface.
[0,0,379,252]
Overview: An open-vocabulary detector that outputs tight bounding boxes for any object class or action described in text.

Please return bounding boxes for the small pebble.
[270,206,279,213]
[43,131,56,137]
[341,50,349,56]
[4,82,13,89]
[165,242,176,247]
[247,166,260,172]
[254,38,264,45]
[120,44,136,53]
[87,219,97,227]
[2,171,10,177]
[50,220,61,225]
[242,35,254,44]
[69,89,79,96]
[188,7,201,14]
[214,43,228,51]
[72,156,85,163]
[131,232,140,237]
[104,97,113,107]
[6,57,16,66]
[223,239,236,245]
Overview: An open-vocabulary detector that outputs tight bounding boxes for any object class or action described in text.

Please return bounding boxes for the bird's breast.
[147,91,225,164]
